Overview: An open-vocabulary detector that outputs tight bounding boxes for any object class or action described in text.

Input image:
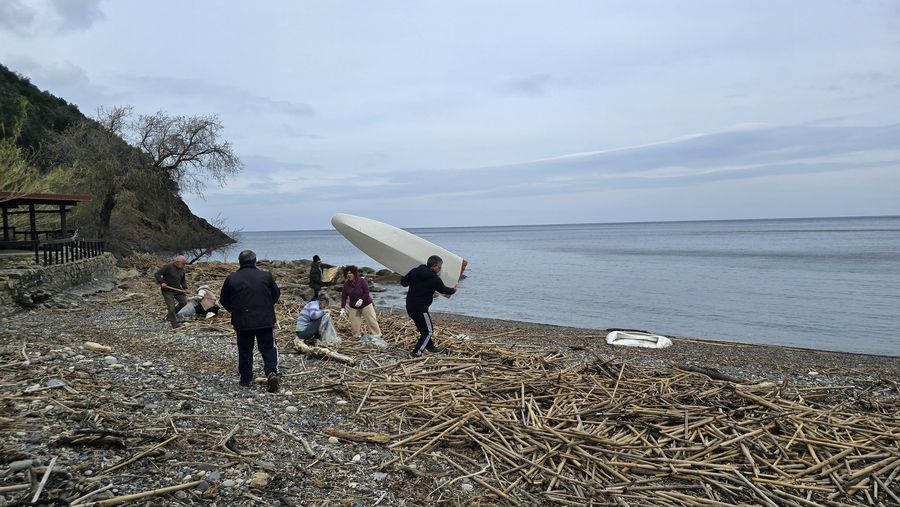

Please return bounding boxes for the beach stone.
[461,481,474,493]
[103,356,118,365]
[9,459,38,472]
[285,405,298,413]
[208,471,221,481]
[194,481,210,493]
[327,436,339,444]
[46,378,66,388]
[351,454,361,463]
[222,479,236,488]
[175,491,188,500]
[336,399,348,405]
[373,472,388,481]
[250,472,269,489]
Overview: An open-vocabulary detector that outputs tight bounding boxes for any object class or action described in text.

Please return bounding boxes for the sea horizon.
[236,213,900,235]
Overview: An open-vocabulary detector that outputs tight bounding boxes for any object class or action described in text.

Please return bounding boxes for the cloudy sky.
[2,0,899,230]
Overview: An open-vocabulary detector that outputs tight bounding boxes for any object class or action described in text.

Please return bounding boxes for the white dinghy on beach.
[606,330,673,349]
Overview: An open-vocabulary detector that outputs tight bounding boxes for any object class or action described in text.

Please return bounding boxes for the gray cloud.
[231,123,899,202]
[118,74,315,118]
[0,0,104,35]
[49,0,104,31]
[0,1,36,34]
[499,73,552,96]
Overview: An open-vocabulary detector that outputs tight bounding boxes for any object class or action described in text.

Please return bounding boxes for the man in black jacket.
[401,255,458,358]
[308,254,333,301]
[220,250,282,392]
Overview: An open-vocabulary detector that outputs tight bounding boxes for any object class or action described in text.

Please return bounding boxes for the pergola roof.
[0,192,92,208]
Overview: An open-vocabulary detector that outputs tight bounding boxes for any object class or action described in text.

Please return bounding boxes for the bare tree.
[130,111,241,196]
[50,106,242,236]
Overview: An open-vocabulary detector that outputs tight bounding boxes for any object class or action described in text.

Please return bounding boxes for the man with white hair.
[154,254,190,328]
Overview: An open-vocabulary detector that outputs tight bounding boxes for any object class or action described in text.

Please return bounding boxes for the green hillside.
[0,63,233,257]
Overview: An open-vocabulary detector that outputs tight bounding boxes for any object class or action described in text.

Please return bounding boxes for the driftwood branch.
[322,428,391,444]
[293,339,356,365]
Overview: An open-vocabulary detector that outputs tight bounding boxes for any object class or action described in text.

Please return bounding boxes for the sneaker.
[267,372,280,393]
[239,381,251,388]
[408,352,422,359]
[426,347,448,355]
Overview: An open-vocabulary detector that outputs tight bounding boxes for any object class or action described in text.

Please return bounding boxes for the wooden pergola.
[0,191,103,265]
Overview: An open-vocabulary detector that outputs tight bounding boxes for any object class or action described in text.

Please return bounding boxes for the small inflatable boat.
[605,330,672,349]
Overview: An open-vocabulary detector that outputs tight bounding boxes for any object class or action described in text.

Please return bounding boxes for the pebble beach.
[1,258,898,505]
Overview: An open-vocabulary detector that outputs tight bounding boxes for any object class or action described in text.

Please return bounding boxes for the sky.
[1,0,899,231]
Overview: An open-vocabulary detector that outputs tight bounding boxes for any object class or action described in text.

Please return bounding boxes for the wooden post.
[59,204,67,236]
[1,207,8,241]
[29,204,38,264]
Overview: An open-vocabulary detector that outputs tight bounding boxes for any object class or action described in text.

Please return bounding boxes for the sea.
[219,216,900,356]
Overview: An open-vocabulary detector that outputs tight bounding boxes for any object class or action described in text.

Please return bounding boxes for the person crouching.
[296,293,332,345]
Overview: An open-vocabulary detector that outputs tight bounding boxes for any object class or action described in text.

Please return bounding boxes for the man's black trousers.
[235,327,279,384]
[408,307,438,356]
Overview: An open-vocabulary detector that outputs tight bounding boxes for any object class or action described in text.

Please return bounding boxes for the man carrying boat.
[402,255,458,358]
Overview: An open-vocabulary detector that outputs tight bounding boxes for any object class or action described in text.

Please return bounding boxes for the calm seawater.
[221,217,900,356]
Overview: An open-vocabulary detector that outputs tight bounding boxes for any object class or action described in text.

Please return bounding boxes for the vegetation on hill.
[0,63,238,256]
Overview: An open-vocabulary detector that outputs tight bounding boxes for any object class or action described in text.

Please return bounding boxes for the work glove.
[355,299,363,308]
[339,308,346,318]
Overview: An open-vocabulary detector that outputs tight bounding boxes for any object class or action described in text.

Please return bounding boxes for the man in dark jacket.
[154,255,190,328]
[401,255,458,358]
[308,254,333,301]
[220,250,282,392]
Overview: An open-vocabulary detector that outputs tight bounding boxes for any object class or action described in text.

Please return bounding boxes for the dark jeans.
[161,289,188,324]
[235,328,279,384]
[295,319,322,342]
[408,307,438,355]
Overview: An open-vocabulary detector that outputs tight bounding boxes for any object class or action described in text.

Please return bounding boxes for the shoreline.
[432,310,900,359]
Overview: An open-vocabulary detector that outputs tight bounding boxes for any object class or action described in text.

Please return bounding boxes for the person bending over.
[401,255,458,358]
[296,293,332,344]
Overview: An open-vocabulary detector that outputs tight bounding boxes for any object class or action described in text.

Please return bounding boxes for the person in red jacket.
[339,265,382,339]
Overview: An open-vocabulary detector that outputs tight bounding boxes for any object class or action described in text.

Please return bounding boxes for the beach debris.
[359,334,387,348]
[83,341,111,353]
[293,338,356,365]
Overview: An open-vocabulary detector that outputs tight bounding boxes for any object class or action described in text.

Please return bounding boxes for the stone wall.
[0,253,117,316]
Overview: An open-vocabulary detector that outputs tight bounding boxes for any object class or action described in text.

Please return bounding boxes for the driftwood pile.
[309,328,898,506]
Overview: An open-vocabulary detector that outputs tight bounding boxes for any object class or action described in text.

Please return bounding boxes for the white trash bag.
[359,334,387,349]
[317,313,342,346]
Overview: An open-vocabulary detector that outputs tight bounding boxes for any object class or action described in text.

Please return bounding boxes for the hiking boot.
[267,372,280,393]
